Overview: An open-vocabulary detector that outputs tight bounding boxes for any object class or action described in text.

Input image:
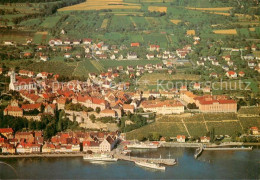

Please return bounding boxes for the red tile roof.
[21,103,41,110]
[131,43,140,47]
[4,105,23,112]
[0,128,13,133]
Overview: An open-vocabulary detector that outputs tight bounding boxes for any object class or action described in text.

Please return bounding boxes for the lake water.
[0,147,259,179]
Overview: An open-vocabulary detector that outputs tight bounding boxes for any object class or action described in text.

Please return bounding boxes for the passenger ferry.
[127,142,158,149]
[83,154,118,162]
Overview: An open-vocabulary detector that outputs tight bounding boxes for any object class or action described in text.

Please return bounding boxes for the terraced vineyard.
[126,108,260,139]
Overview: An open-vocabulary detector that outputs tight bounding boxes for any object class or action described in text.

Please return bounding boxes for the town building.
[194,95,237,113]
[140,99,184,114]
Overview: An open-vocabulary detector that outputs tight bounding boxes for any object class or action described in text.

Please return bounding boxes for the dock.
[114,154,176,166]
[194,144,203,159]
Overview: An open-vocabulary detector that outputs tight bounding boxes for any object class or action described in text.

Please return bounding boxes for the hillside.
[126,107,260,139]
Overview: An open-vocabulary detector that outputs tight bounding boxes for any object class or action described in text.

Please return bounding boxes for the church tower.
[9,70,16,90]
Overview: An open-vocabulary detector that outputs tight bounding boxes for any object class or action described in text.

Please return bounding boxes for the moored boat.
[83,154,118,162]
[127,143,158,149]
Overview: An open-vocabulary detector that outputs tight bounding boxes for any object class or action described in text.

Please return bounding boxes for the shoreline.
[0,153,85,158]
[0,142,259,159]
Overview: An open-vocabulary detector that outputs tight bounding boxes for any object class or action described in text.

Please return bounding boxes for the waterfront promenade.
[0,153,85,158]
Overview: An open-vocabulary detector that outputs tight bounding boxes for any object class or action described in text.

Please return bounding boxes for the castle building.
[4,100,23,117]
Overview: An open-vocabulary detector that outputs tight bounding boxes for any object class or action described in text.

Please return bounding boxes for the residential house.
[177,135,186,143]
[200,136,210,143]
[149,45,160,51]
[226,71,237,78]
[127,52,138,60]
[131,43,140,47]
[0,128,14,139]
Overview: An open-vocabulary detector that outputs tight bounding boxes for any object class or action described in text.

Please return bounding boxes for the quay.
[114,154,176,166]
[161,142,200,148]
[203,147,253,151]
[160,142,203,159]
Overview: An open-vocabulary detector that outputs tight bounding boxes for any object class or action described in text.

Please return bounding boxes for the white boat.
[127,143,158,149]
[135,161,166,171]
[83,154,118,162]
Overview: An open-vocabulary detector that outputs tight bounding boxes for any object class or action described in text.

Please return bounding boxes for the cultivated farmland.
[213,29,237,35]
[186,7,233,11]
[58,0,141,11]
[148,6,167,13]
[101,19,109,29]
[170,19,181,25]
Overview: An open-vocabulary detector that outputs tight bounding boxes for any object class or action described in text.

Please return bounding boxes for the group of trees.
[65,102,94,112]
[120,114,147,133]
[0,109,81,140]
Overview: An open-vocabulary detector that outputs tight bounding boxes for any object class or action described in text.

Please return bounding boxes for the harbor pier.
[114,154,176,166]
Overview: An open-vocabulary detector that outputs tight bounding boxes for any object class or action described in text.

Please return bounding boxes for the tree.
[89,114,96,123]
[210,128,215,143]
[95,107,101,114]
[73,113,76,122]
[165,136,171,142]
[137,134,146,141]
[44,123,56,140]
[187,103,198,109]
[152,132,161,141]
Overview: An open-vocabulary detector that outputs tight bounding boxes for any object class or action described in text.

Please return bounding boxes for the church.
[9,70,36,91]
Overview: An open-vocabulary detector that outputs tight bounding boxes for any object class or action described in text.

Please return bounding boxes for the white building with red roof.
[149,44,160,51]
[194,95,237,113]
[140,99,184,115]
[177,135,186,143]
[226,71,237,78]
[200,136,210,143]
[73,95,107,110]
[250,127,259,135]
